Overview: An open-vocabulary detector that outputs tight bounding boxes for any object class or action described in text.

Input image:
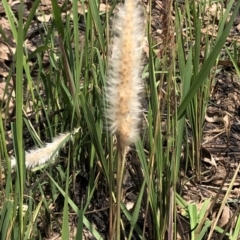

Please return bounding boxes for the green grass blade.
[75,205,84,240]
[226,47,240,76]
[177,0,240,119]
[23,0,41,36]
[88,1,105,53]
[231,213,240,239]
[188,203,198,240]
[0,200,13,239]
[79,94,108,183]
[50,0,64,36]
[62,160,70,240]
[47,173,104,239]
[2,0,17,39]
[197,219,212,240]
[128,179,146,239]
[13,0,25,237]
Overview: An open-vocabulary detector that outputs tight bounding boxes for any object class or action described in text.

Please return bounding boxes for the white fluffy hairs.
[106,0,145,147]
[11,129,79,169]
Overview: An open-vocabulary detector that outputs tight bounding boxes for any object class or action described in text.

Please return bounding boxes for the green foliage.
[0,0,240,239]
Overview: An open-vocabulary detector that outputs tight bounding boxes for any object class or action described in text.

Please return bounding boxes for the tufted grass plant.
[0,0,240,239]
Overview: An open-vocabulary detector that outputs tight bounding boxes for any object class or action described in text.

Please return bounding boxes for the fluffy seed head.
[106,0,145,147]
[11,128,79,169]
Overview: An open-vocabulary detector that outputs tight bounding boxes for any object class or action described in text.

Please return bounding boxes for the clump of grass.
[105,0,145,238]
[1,0,240,239]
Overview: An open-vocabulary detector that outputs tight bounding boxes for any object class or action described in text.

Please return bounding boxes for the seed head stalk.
[105,0,145,238]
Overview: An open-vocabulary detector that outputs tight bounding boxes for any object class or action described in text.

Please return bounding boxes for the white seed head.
[106,0,145,147]
[11,128,80,169]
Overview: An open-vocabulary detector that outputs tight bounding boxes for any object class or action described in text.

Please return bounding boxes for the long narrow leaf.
[177,0,240,119]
